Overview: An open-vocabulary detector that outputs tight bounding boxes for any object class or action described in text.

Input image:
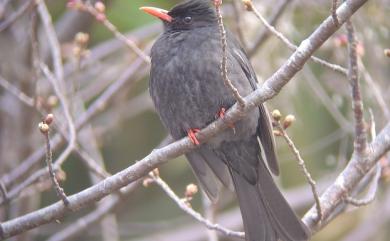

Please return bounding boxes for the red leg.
[217,107,226,119]
[187,128,201,145]
[214,0,222,7]
[217,107,235,131]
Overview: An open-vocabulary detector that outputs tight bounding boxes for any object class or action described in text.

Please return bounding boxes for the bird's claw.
[217,108,236,133]
[187,128,201,145]
[213,0,222,7]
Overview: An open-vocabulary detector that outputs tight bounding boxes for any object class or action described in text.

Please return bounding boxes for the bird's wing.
[186,151,220,202]
[229,35,280,175]
[185,146,234,202]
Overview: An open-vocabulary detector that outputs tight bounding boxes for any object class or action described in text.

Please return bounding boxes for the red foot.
[217,108,235,131]
[187,128,201,145]
[214,0,222,7]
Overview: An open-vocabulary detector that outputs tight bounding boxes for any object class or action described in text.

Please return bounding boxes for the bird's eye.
[183,16,192,24]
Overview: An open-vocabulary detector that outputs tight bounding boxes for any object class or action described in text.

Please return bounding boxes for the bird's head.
[140,0,217,31]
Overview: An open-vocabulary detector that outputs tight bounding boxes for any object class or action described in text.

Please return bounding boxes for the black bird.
[141,0,309,240]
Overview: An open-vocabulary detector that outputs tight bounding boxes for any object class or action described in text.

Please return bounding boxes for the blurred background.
[0,0,390,240]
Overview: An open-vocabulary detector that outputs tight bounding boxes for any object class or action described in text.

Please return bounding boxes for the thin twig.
[0,181,8,203]
[70,2,151,64]
[46,181,141,241]
[0,0,36,32]
[0,59,144,196]
[39,1,78,168]
[40,64,77,166]
[202,193,219,241]
[75,148,111,180]
[331,0,340,26]
[0,75,35,107]
[214,0,246,107]
[303,67,352,132]
[38,1,65,87]
[150,174,244,239]
[244,0,348,75]
[345,164,381,206]
[231,0,247,49]
[346,19,367,156]
[248,0,292,57]
[274,115,323,221]
[359,60,390,121]
[39,122,69,206]
[345,110,380,206]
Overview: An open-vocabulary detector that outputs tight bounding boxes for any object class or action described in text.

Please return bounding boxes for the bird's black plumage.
[146,0,309,240]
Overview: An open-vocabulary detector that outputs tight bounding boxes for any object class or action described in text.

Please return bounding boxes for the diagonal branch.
[248,0,292,57]
[244,0,348,75]
[215,0,246,106]
[151,174,244,238]
[346,20,367,156]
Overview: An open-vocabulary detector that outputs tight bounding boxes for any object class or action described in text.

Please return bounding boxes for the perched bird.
[141,0,309,240]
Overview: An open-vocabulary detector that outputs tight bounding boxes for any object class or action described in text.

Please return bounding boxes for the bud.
[384,49,390,58]
[39,122,49,134]
[283,115,296,129]
[271,109,282,121]
[273,130,282,137]
[67,0,83,10]
[94,2,106,13]
[242,0,253,11]
[45,113,54,125]
[95,13,106,22]
[142,178,153,187]
[47,95,58,108]
[356,42,365,57]
[334,35,348,47]
[185,183,198,197]
[73,46,82,57]
[149,168,159,177]
[75,32,89,45]
[56,169,67,181]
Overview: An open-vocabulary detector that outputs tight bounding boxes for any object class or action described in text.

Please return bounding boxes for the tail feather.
[257,160,310,241]
[230,162,309,241]
[230,168,277,241]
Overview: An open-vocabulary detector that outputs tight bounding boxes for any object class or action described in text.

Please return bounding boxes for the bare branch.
[359,61,390,121]
[38,1,65,86]
[331,0,340,26]
[248,0,292,57]
[302,67,352,132]
[40,64,77,166]
[345,164,381,206]
[0,59,145,191]
[303,124,390,232]
[0,0,35,32]
[273,112,323,221]
[345,110,380,206]
[38,118,69,206]
[150,173,244,239]
[244,0,348,75]
[214,0,246,107]
[68,1,151,64]
[231,0,247,49]
[0,181,8,203]
[346,20,367,156]
[0,74,35,107]
[45,181,141,241]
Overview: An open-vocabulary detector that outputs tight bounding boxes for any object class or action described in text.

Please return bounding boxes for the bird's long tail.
[230,160,309,241]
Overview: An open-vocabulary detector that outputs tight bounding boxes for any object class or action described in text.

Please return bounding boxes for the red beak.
[140,6,172,22]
